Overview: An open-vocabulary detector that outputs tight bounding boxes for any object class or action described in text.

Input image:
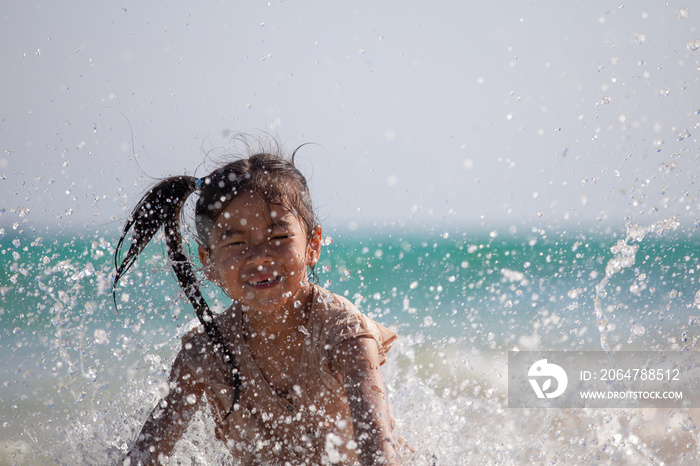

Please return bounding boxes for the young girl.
[114,150,403,465]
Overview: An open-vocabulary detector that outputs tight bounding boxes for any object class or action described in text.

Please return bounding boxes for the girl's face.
[199,191,321,313]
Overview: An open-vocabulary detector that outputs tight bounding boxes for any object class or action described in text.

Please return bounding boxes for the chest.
[246,332,307,397]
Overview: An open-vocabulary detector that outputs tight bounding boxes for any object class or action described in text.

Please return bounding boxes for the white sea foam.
[2,227,698,463]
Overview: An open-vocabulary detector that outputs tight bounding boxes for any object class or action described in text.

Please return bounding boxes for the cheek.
[277,244,303,262]
[292,249,306,262]
[217,256,241,274]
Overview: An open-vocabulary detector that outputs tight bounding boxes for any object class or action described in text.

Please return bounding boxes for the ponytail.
[113,176,241,417]
[114,176,197,285]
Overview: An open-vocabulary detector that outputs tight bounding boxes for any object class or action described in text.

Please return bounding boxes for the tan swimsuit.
[175,284,398,465]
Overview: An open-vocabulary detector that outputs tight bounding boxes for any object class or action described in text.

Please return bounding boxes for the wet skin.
[128,191,398,464]
[199,191,322,396]
[199,190,321,317]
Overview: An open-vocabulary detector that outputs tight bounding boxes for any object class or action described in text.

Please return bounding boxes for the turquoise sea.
[1,220,699,464]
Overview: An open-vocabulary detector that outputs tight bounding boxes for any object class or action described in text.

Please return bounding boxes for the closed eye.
[270,233,291,246]
[223,240,245,247]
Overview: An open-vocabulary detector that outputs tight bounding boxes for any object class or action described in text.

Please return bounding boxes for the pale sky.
[1,1,698,234]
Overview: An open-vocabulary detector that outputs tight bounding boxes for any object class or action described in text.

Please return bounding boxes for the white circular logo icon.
[528,359,568,399]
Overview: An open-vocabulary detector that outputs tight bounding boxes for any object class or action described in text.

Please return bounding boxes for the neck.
[240,284,314,340]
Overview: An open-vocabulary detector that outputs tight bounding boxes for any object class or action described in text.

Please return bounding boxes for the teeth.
[251,278,274,285]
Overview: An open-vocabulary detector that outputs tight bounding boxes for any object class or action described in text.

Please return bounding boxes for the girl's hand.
[334,337,399,465]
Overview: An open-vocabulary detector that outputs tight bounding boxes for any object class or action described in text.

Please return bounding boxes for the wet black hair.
[113,151,318,418]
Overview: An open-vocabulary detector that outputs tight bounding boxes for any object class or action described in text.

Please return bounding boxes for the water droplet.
[596,96,611,106]
[94,329,109,345]
[153,382,170,398]
[293,300,302,308]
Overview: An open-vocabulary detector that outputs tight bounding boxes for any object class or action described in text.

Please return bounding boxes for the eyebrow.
[216,218,293,241]
[271,218,293,230]
[217,228,245,240]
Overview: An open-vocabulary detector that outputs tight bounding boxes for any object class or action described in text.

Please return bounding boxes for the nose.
[246,239,272,266]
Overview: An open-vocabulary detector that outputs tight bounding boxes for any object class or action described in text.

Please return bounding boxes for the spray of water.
[593,217,680,353]
[2,226,699,464]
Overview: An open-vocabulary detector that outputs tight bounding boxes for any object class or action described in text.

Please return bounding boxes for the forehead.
[211,191,300,234]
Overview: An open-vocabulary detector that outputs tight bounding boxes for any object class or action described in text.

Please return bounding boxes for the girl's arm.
[334,337,399,466]
[126,351,202,465]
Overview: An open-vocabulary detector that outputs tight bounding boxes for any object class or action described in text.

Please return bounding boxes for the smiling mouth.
[246,276,282,289]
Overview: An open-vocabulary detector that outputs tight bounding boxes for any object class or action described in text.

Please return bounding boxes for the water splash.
[3,228,698,463]
[593,217,680,352]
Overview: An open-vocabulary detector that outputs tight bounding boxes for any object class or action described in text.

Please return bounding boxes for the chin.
[240,294,282,310]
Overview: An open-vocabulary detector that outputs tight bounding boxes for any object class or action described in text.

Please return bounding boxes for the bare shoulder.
[180,306,237,355]
[180,323,209,355]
